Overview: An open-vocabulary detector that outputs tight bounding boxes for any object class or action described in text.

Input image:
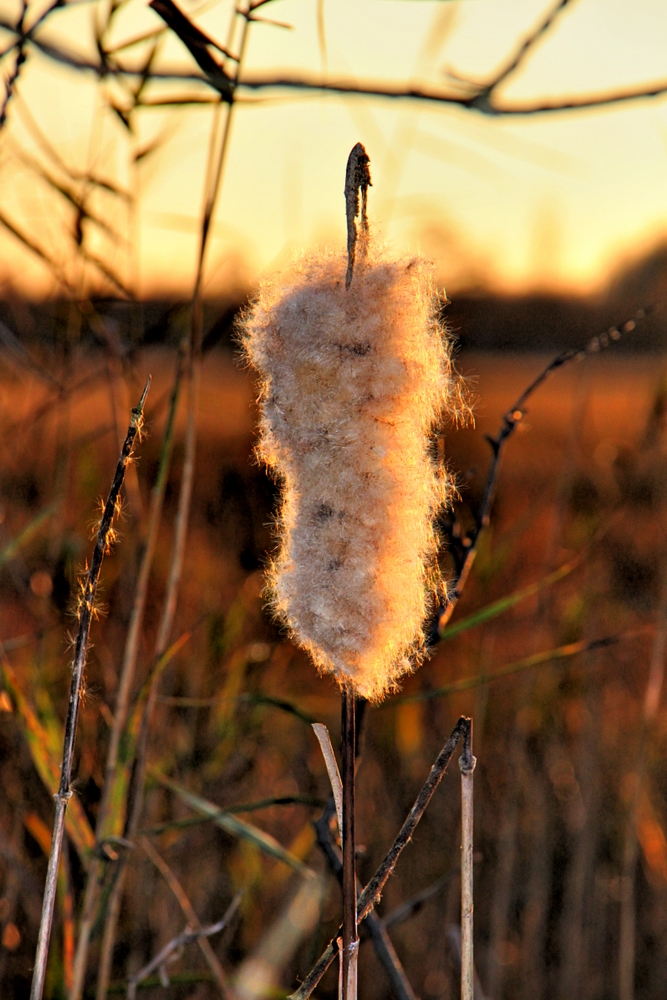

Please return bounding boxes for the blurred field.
[2,342,667,1000]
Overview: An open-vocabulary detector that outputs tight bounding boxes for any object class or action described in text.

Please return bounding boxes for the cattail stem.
[341,689,358,1000]
[29,378,150,1000]
[459,719,476,1000]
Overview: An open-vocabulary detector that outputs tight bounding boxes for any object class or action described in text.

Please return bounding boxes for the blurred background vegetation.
[3,1,667,999]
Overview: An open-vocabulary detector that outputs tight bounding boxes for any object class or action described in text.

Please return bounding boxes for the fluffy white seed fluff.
[241,245,464,702]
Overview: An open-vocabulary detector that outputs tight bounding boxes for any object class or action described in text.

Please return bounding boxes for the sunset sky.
[1,0,667,298]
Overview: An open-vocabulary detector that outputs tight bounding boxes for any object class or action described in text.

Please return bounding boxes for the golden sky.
[1,0,667,298]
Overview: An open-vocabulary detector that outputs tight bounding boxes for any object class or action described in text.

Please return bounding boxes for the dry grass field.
[2,342,667,1000]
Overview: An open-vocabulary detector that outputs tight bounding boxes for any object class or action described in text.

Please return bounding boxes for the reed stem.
[29,378,150,1000]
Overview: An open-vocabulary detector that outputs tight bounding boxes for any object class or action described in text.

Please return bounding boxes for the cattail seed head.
[241,244,468,702]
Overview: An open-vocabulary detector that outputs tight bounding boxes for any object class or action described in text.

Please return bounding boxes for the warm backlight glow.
[1,0,667,298]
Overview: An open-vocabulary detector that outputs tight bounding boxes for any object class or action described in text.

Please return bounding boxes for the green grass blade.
[0,658,95,861]
[152,772,317,879]
[440,556,581,641]
[241,692,316,725]
[390,635,621,706]
[139,795,325,837]
[97,627,195,843]
[0,503,57,569]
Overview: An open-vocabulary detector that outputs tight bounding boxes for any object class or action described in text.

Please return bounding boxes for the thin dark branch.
[0,1,27,129]
[434,307,651,638]
[5,23,667,118]
[475,0,574,96]
[126,892,242,1000]
[382,867,459,930]
[29,378,151,1000]
[289,718,472,1000]
[234,73,667,117]
[148,0,234,98]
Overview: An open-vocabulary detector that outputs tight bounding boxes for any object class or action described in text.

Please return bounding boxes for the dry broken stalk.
[312,724,417,1000]
[29,377,151,1000]
[289,717,472,1000]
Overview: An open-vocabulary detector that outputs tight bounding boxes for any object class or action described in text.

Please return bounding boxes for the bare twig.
[435,307,651,637]
[447,926,487,1000]
[99,347,185,822]
[29,377,151,1000]
[0,1,27,128]
[289,717,472,1000]
[139,836,233,1000]
[126,892,242,1000]
[469,0,574,100]
[6,20,667,120]
[70,353,185,1000]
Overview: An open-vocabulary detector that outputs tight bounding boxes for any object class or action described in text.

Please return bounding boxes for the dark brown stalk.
[29,378,150,1000]
[103,349,183,814]
[313,728,416,1000]
[341,690,358,1000]
[344,142,371,290]
[289,717,471,1000]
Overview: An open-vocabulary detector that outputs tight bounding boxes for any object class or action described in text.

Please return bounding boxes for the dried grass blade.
[312,723,344,842]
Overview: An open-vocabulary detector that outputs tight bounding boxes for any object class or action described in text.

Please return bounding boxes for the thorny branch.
[290,717,472,1000]
[434,307,652,639]
[29,377,151,1000]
